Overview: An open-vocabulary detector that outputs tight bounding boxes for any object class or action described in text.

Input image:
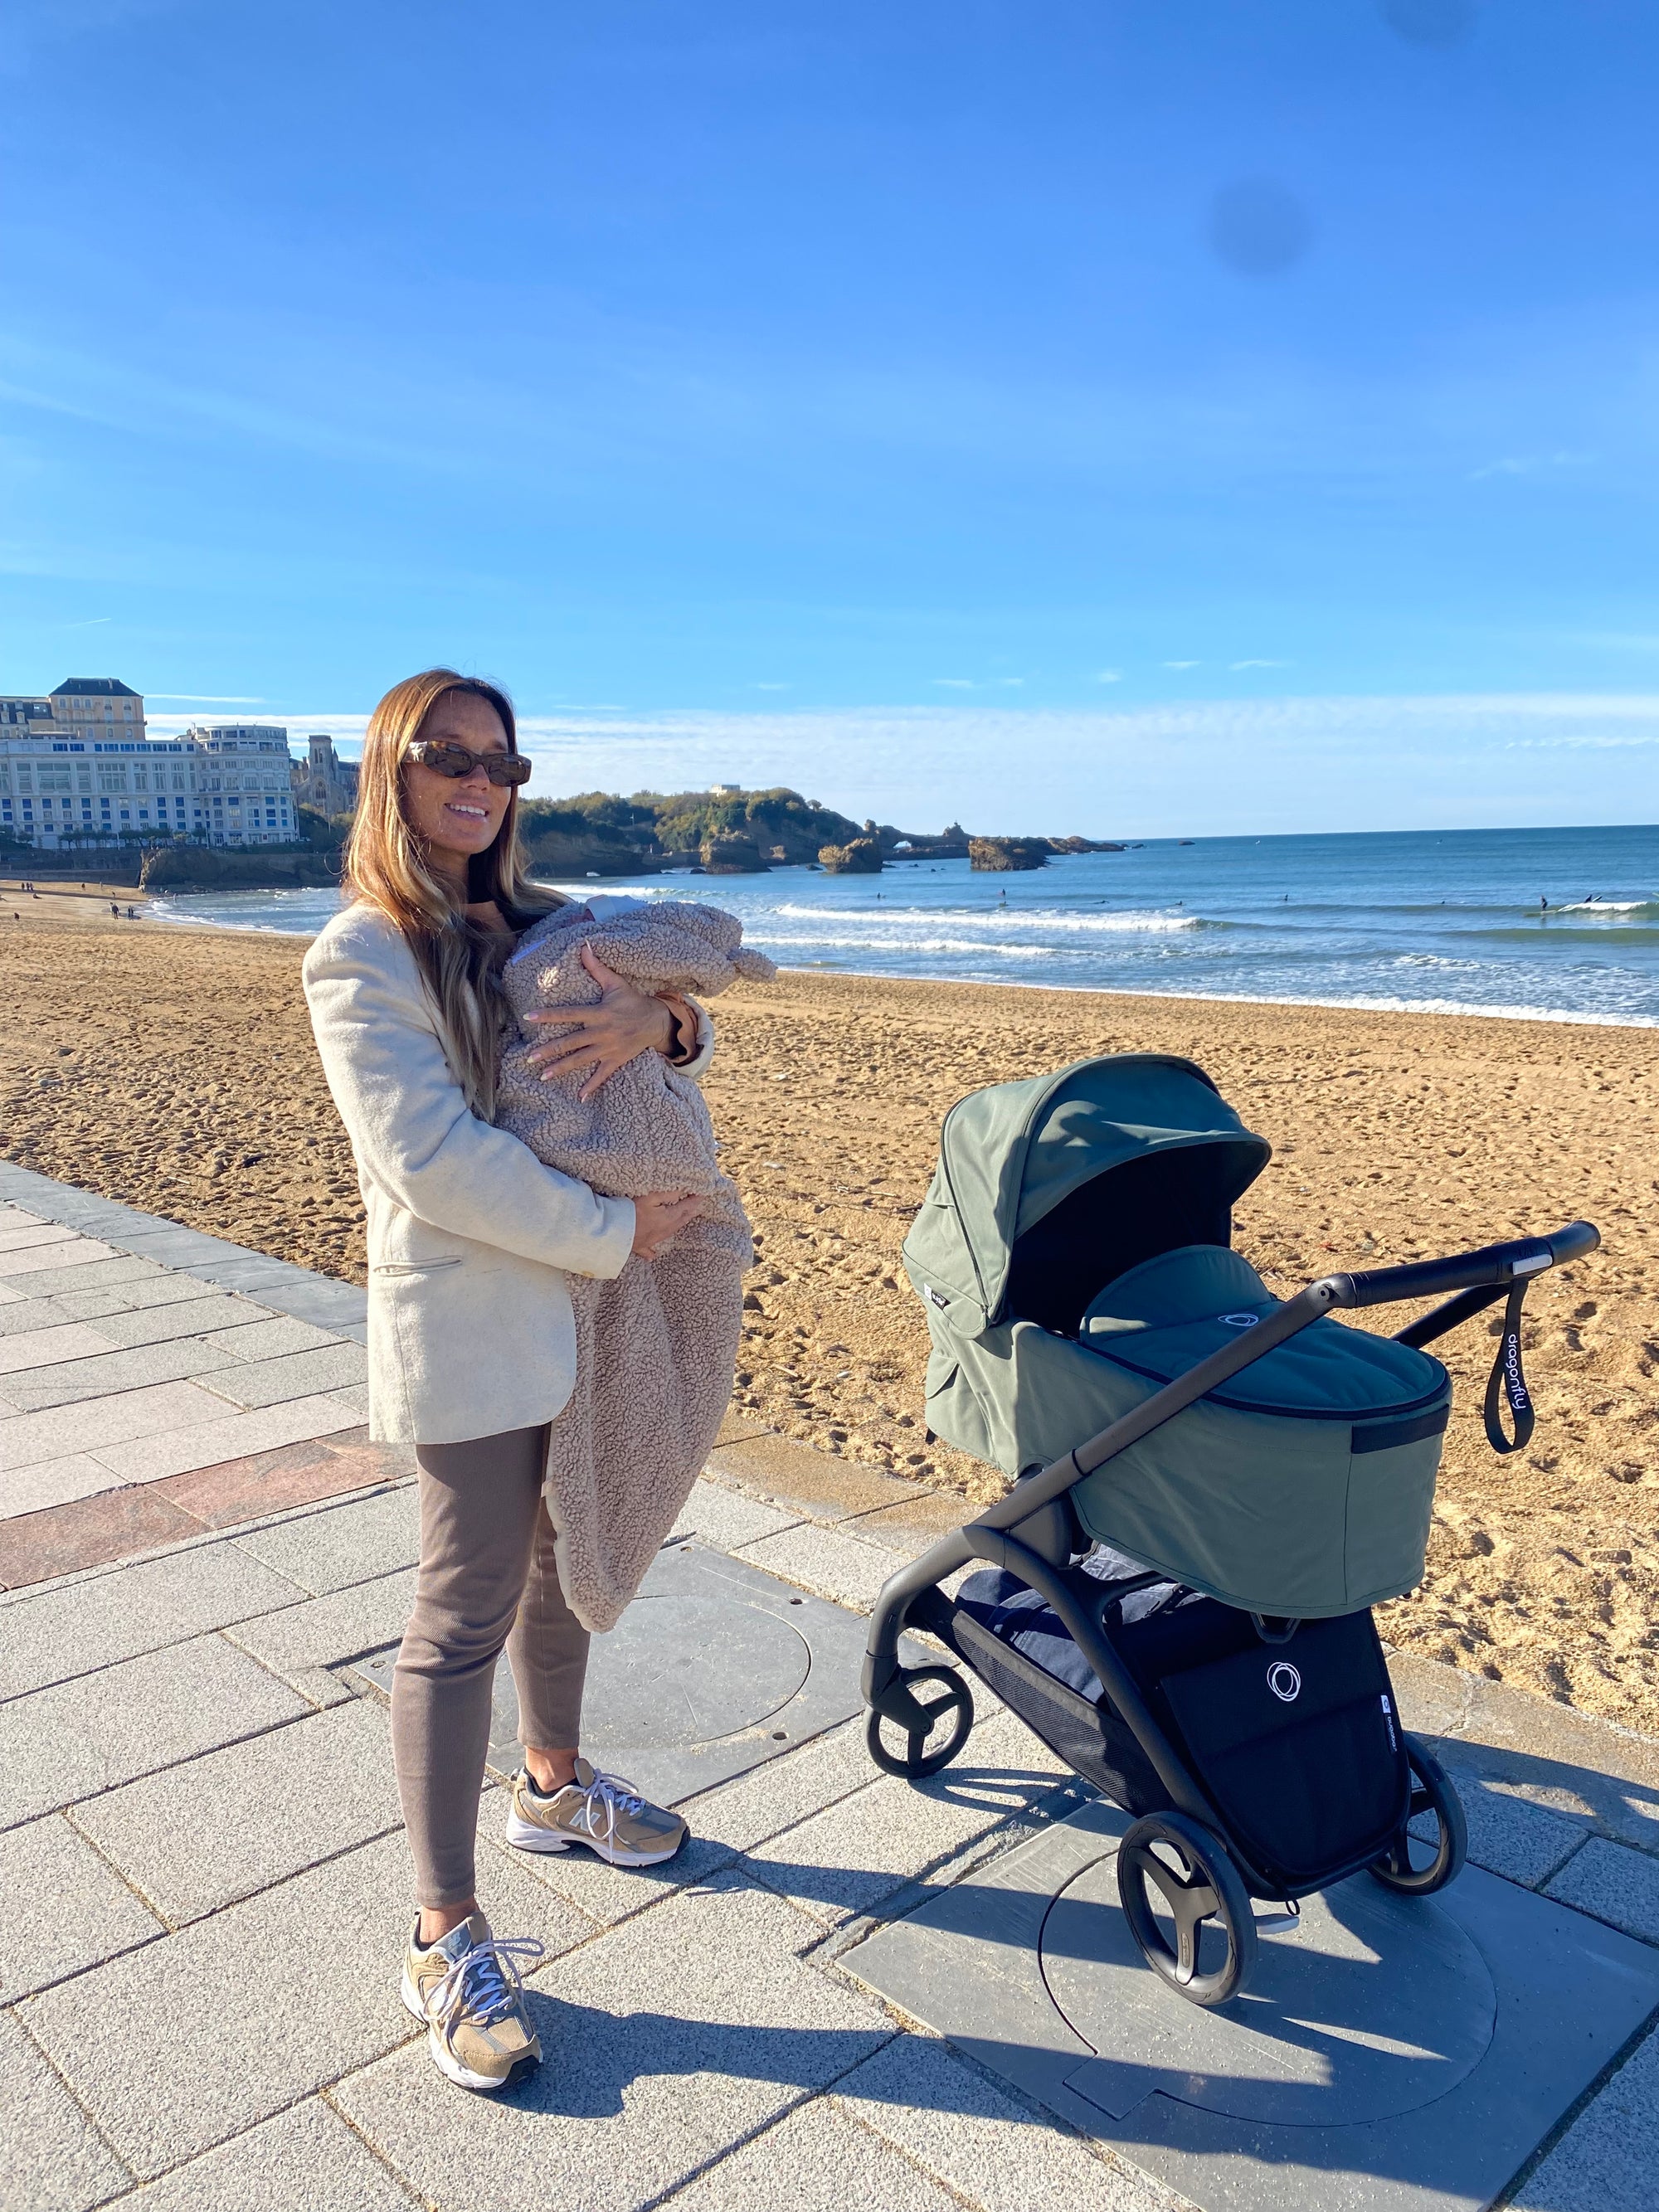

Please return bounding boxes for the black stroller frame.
[864,1218,1600,2005]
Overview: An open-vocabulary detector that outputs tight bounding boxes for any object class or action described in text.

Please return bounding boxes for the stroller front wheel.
[1370,1733,1468,1896]
[1117,1811,1258,2007]
[865,1665,975,1779]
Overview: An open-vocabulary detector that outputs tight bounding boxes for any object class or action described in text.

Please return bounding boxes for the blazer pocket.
[372,1257,464,1277]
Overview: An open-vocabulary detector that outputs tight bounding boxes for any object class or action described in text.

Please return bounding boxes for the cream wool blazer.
[303,898,712,1446]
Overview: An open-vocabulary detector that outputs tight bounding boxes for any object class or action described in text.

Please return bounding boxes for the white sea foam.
[1553,898,1655,914]
[748,931,1056,958]
[774,902,1201,933]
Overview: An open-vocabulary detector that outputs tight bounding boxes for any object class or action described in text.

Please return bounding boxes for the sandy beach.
[2,886,1654,1731]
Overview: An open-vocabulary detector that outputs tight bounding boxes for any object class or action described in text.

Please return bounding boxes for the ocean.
[148,821,1659,1027]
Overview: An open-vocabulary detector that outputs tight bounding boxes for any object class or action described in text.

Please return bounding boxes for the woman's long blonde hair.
[343,667,562,1116]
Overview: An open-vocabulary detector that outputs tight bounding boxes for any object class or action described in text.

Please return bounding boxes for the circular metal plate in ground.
[583,1592,811,1750]
[1040,1850,1496,2127]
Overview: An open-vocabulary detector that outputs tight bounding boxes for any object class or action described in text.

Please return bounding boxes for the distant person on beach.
[304,668,714,2097]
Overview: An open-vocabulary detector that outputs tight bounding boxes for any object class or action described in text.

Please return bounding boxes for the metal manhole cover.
[580,1590,810,1748]
[1044,1850,1496,2127]
[348,1537,878,1806]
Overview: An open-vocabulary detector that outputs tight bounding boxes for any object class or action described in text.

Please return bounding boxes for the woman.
[304,668,709,2095]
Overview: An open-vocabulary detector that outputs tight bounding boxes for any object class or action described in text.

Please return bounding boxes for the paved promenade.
[1,1163,1656,2212]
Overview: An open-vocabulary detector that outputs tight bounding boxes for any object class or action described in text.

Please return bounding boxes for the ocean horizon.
[148,820,1659,1028]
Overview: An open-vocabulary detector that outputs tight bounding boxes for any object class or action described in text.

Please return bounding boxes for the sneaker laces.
[426,1935,544,2045]
[567,1767,650,1850]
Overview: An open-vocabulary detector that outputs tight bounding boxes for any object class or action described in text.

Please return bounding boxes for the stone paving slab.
[0,1379,245,1475]
[89,1392,365,1485]
[708,1432,928,1522]
[0,1222,80,1252]
[735,1521,898,1612]
[18,1831,595,2181]
[671,2096,964,2210]
[0,1486,204,1589]
[0,2005,134,2212]
[745,1710,1075,1932]
[71,1699,403,1925]
[832,2031,1185,2212]
[2,1452,146,1518]
[76,1295,284,1349]
[0,1337,245,1414]
[0,1540,305,1701]
[333,1874,894,2212]
[0,1321,123,1375]
[0,1814,165,2003]
[152,1432,410,1532]
[684,1717,888,1855]
[1511,2021,1659,2212]
[229,1486,419,1596]
[106,2098,415,2212]
[197,1314,345,1361]
[1544,1835,1659,1944]
[0,1238,122,1280]
[196,1343,368,1411]
[0,1635,310,1830]
[669,1475,805,1552]
[51,1269,249,1316]
[225,1568,419,1707]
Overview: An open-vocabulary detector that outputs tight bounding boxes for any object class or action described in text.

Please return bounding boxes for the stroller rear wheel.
[1370,1733,1467,1896]
[865,1665,975,1779]
[1117,1811,1258,2007]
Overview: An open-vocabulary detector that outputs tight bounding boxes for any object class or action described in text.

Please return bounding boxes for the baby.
[494,899,776,1630]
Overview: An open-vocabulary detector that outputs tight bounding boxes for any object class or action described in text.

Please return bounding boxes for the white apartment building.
[0,682,298,850]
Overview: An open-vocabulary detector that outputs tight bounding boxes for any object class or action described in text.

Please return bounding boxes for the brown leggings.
[392,1425,590,1909]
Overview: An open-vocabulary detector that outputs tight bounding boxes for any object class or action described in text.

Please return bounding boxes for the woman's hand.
[630,1190,703,1259]
[524,946,676,1101]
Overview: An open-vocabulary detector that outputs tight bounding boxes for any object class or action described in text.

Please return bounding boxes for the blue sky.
[3,0,1658,834]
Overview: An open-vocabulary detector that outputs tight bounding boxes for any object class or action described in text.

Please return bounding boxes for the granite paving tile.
[0,1221,80,1253]
[329,1383,372,1419]
[0,1634,309,1829]
[74,1295,280,1350]
[1511,2021,1659,2212]
[1545,1836,1659,1944]
[196,1344,368,1412]
[46,1271,235,1317]
[0,1291,79,1334]
[72,1699,402,1923]
[0,1277,24,1305]
[0,1540,304,1701]
[224,1567,418,1705]
[19,1831,595,2181]
[672,2098,961,2210]
[708,1434,926,1521]
[0,2007,134,2212]
[0,1339,245,1414]
[154,1433,401,1529]
[197,1315,345,1361]
[670,1477,805,1553]
[0,1321,121,1375]
[0,1813,165,2002]
[87,1393,367,1485]
[1426,1773,1588,1889]
[0,1381,240,1475]
[733,1522,897,1612]
[1,1452,129,1518]
[0,1487,202,1590]
[229,1486,420,1595]
[841,1494,977,1558]
[831,2032,1184,2212]
[333,1874,893,2212]
[682,1719,881,1853]
[107,2099,415,2212]
[0,1238,122,1280]
[745,1709,1073,1931]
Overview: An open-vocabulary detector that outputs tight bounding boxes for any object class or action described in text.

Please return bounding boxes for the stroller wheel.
[1370,1733,1468,1896]
[864,1665,975,1780]
[1117,1811,1258,2007]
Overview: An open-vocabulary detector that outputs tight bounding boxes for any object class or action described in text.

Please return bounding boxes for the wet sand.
[2,896,1654,1730]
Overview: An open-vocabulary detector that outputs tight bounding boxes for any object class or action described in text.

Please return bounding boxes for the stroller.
[863,1054,1598,2006]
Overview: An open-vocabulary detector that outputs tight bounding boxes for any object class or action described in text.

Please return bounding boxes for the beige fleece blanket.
[494,900,776,1631]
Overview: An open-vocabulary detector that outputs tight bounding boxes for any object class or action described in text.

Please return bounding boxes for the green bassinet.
[901,1055,1450,1618]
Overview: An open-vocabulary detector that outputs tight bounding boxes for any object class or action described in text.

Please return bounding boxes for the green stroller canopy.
[903,1054,1272,1338]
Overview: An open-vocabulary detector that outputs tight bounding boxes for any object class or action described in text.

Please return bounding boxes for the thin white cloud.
[752,683,791,692]
[1163,659,1199,670]
[932,678,975,689]
[1095,669,1122,683]
[1468,450,1593,482]
[148,693,268,703]
[1229,658,1291,670]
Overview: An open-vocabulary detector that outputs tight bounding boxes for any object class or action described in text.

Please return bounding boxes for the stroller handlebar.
[1323,1220,1600,1311]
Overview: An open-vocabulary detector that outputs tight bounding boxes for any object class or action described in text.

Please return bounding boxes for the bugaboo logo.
[1267,1661,1301,1703]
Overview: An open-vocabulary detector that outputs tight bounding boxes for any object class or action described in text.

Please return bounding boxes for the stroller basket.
[867,1053,1599,2007]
